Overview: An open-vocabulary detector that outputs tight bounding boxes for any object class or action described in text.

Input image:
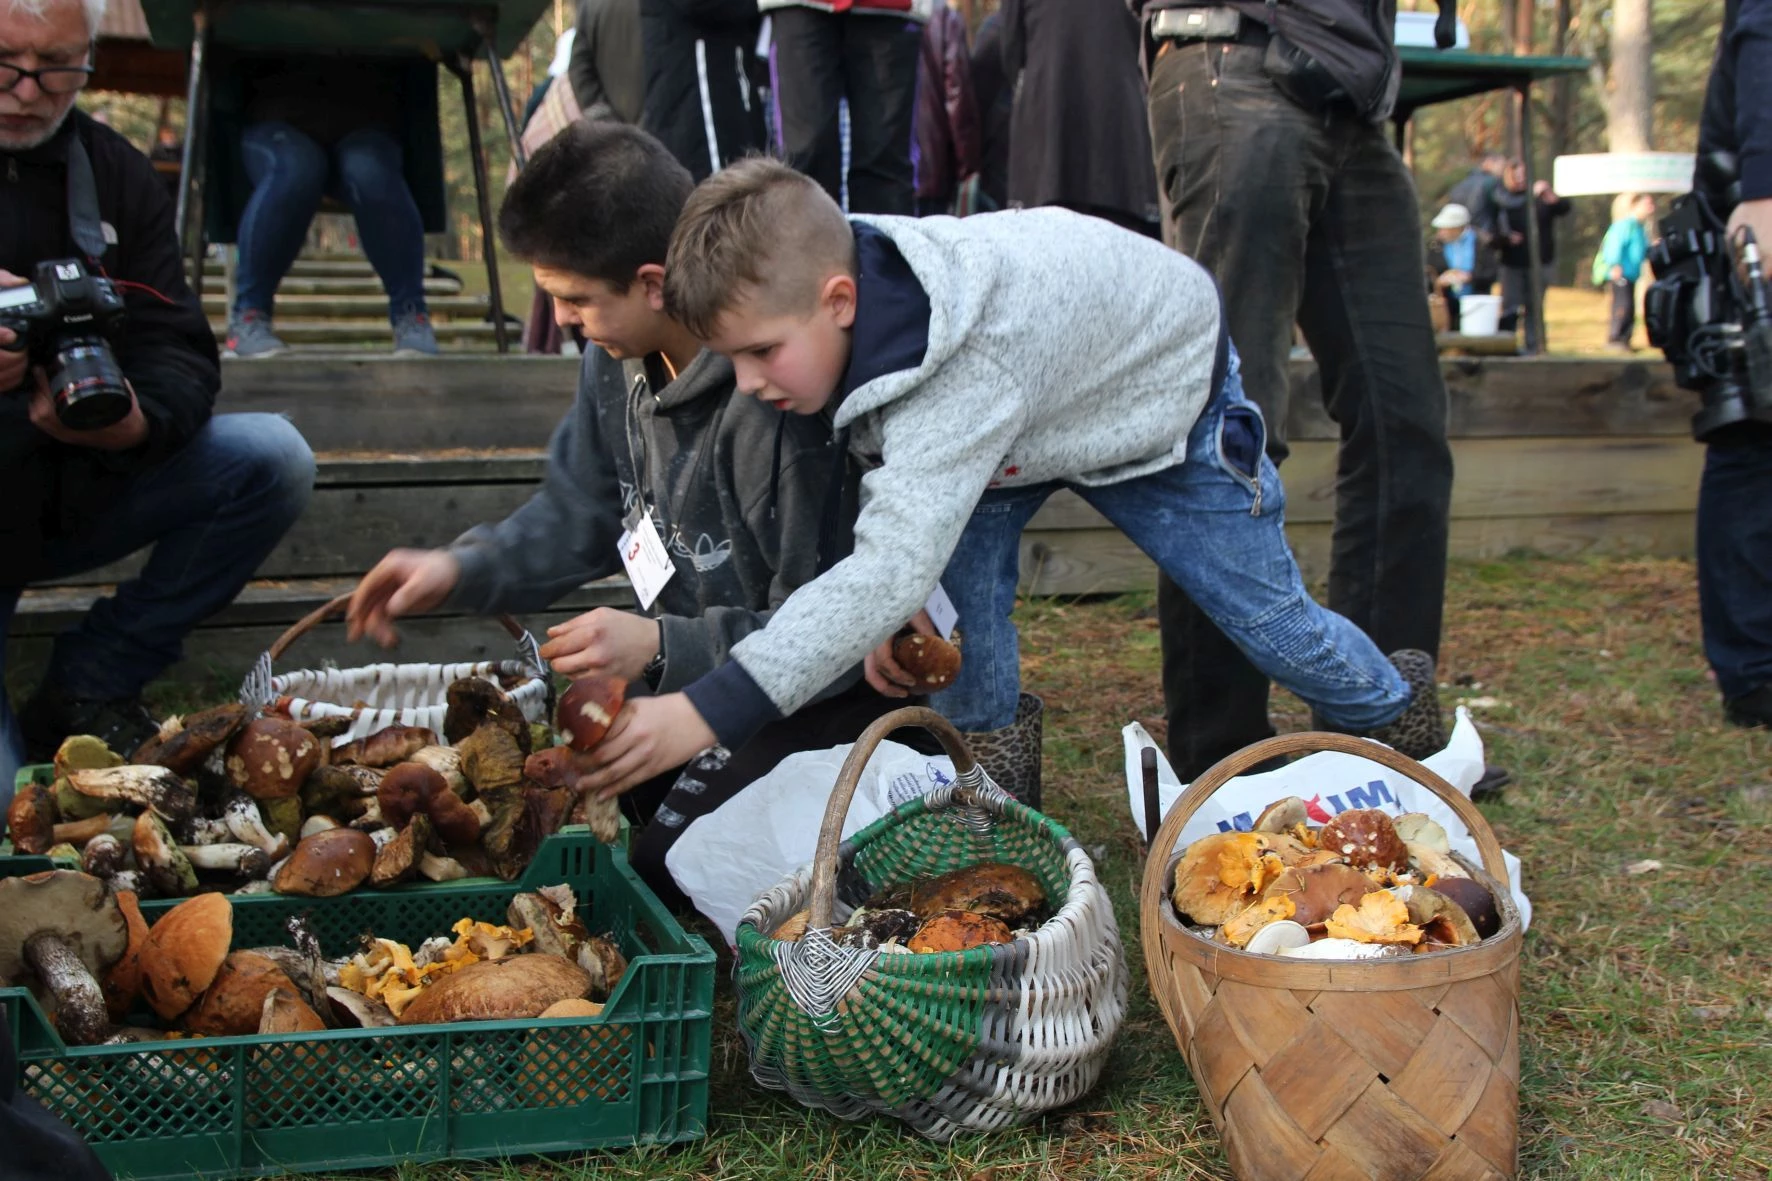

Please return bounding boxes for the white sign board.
[1393,12,1470,49]
[1553,152,1697,196]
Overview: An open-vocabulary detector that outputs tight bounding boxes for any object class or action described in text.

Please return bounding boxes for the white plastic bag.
[1124,709,1530,927]
[665,740,959,946]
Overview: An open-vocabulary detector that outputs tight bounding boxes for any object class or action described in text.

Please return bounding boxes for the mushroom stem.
[181,843,271,877]
[52,814,113,847]
[25,931,110,1045]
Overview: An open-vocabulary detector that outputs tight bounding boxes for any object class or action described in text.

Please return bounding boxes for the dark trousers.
[1145,41,1453,778]
[1608,277,1637,345]
[1498,264,1540,351]
[1697,423,1772,703]
[620,682,928,913]
[770,9,922,214]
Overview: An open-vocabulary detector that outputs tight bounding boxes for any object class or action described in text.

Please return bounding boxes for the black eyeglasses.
[0,61,94,95]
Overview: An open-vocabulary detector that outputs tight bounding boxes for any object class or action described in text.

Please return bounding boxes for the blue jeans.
[0,414,315,805]
[930,353,1408,733]
[234,121,428,321]
[1697,425,1772,701]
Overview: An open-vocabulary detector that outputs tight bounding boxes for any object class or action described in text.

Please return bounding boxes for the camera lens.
[48,338,133,430]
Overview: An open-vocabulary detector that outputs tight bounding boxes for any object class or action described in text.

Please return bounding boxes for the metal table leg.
[176,4,212,301]
[476,18,528,171]
[450,54,510,354]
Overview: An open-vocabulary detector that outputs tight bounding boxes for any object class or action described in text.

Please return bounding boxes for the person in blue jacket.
[1599,192,1656,351]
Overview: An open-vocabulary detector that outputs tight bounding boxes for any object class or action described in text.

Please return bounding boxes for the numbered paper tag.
[924,583,958,641]
[617,512,675,610]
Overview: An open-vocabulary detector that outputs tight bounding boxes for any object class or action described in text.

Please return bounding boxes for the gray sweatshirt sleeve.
[717,352,1027,721]
[445,359,626,615]
[653,439,863,696]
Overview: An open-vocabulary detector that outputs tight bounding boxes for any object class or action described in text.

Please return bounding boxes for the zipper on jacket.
[6,158,16,183]
[736,47,752,113]
[1251,480,1263,517]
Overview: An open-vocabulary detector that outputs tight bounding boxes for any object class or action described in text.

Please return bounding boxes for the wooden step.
[203,293,493,320]
[210,275,468,298]
[210,320,508,347]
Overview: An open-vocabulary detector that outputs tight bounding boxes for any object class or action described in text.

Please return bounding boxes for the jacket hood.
[625,347,738,413]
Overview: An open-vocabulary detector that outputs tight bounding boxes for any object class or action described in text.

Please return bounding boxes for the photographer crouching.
[1644,0,1772,729]
[0,0,314,803]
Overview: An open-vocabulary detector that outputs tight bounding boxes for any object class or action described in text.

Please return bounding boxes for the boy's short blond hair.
[664,157,857,338]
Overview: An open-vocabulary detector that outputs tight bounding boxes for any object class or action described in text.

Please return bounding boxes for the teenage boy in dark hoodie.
[345,123,903,910]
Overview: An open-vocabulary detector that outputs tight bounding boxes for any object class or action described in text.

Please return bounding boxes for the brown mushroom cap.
[355,726,439,769]
[891,633,963,689]
[1316,809,1410,871]
[907,910,1014,954]
[555,676,627,752]
[1261,862,1378,929]
[908,863,1048,926]
[398,954,592,1026]
[226,718,321,801]
[258,986,327,1034]
[182,951,297,1036]
[538,998,603,1019]
[1430,876,1502,940]
[139,892,233,1022]
[102,889,149,1021]
[1398,885,1483,950]
[378,763,479,847]
[5,782,56,855]
[132,703,249,775]
[273,828,376,897]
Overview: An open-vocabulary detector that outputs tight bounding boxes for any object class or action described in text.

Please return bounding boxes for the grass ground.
[140,555,1765,1181]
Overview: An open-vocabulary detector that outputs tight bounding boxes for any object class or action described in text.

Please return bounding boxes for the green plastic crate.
[2,826,715,1179]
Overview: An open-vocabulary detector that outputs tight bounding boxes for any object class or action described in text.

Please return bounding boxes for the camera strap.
[65,135,109,269]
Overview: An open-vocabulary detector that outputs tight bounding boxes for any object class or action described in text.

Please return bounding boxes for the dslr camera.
[1645,181,1772,441]
[0,257,133,431]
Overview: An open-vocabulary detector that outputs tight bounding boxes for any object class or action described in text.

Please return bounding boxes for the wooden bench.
[7,354,1700,684]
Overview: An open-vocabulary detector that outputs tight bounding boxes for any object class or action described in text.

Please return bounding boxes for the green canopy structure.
[142,0,554,351]
[1391,47,1590,352]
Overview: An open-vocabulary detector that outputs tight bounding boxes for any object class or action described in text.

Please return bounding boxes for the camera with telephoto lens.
[0,257,132,430]
[1645,182,1772,441]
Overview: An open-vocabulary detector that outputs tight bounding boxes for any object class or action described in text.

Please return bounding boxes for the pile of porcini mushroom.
[0,869,627,1045]
[3,675,628,900]
[769,861,1050,952]
[1168,799,1503,959]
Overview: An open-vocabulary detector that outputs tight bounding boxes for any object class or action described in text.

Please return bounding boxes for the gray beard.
[0,104,74,152]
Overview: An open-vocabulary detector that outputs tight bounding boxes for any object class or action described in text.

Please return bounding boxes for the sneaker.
[1723,685,1772,729]
[223,310,286,359]
[392,309,440,356]
[1366,649,1449,762]
[18,685,161,764]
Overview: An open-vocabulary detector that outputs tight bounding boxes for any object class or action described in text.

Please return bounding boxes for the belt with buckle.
[1151,6,1270,47]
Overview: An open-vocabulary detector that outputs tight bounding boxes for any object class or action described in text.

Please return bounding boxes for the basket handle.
[1137,732,1511,932]
[267,593,533,664]
[806,706,979,930]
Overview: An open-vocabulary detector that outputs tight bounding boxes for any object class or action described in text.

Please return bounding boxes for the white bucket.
[1459,293,1503,336]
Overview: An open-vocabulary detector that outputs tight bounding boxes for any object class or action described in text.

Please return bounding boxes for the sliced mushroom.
[1392,813,1451,853]
[327,985,396,1028]
[419,852,470,882]
[69,765,196,823]
[132,811,198,897]
[507,891,590,963]
[51,735,124,820]
[1253,796,1311,833]
[369,815,433,889]
[258,986,327,1034]
[0,871,128,1044]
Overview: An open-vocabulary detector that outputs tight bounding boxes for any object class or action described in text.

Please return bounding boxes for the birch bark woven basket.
[236,593,552,741]
[1140,733,1523,1181]
[735,707,1128,1141]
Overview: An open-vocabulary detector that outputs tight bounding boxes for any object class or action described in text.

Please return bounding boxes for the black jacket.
[1,111,220,585]
[1698,0,1772,207]
[638,0,767,182]
[1496,187,1573,268]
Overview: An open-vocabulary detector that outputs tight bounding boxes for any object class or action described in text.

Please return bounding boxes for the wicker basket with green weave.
[734,707,1128,1141]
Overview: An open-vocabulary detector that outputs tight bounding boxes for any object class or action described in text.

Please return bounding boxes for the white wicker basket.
[237,593,552,742]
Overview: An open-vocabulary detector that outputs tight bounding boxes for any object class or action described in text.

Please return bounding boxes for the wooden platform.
[8,355,1701,684]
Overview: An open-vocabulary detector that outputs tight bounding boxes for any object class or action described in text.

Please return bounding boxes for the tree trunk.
[1501,0,1519,151]
[1607,0,1655,152]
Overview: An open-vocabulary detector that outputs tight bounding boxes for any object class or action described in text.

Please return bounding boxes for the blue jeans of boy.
[1697,424,1772,703]
[234,121,429,321]
[930,351,1408,734]
[0,414,315,805]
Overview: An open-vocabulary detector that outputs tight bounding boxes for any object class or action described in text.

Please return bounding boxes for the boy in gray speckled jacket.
[572,156,1448,800]
[345,125,911,910]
